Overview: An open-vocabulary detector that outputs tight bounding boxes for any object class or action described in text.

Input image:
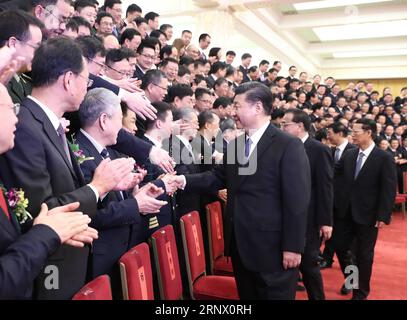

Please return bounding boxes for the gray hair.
[79,88,120,128]
[173,107,196,122]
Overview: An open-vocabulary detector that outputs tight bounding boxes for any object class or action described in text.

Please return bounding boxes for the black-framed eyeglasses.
[139,53,156,60]
[14,37,41,50]
[76,73,94,88]
[43,6,70,28]
[105,64,133,78]
[88,58,107,70]
[152,83,168,91]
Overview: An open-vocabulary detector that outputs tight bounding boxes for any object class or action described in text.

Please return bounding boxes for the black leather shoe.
[319,259,333,269]
[340,284,352,295]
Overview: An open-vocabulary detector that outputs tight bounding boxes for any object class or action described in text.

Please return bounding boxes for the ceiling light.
[294,0,392,11]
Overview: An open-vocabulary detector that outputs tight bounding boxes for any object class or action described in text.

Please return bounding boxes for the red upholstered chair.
[205,201,233,276]
[394,172,406,218]
[72,275,112,300]
[150,225,183,300]
[180,211,239,300]
[119,243,154,300]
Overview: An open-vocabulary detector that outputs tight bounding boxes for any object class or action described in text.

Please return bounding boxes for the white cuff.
[87,183,100,202]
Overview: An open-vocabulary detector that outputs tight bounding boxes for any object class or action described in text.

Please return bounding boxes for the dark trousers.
[333,215,379,300]
[300,229,325,300]
[230,234,298,300]
[323,235,356,274]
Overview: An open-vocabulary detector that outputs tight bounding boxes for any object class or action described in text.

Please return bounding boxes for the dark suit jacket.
[139,135,175,229]
[303,137,333,233]
[239,65,250,83]
[184,124,311,273]
[1,97,98,300]
[6,74,32,104]
[75,131,141,280]
[206,74,216,89]
[164,135,201,216]
[88,73,120,95]
[0,190,60,299]
[133,65,146,81]
[334,146,397,225]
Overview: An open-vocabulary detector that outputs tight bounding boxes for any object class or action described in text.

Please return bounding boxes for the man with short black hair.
[95,11,114,36]
[166,84,193,109]
[225,50,236,65]
[134,38,156,80]
[0,10,43,103]
[181,29,192,47]
[239,53,252,83]
[145,11,159,35]
[119,28,141,51]
[160,23,173,42]
[74,0,97,27]
[198,33,211,60]
[334,118,397,300]
[104,0,122,38]
[124,3,142,27]
[282,108,333,300]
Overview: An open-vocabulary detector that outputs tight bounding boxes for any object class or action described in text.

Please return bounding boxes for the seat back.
[206,201,225,272]
[72,275,112,300]
[151,225,183,300]
[119,242,154,300]
[403,171,407,194]
[180,211,206,291]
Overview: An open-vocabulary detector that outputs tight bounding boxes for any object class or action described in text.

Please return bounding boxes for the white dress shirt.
[358,141,375,169]
[144,133,162,149]
[246,120,270,157]
[335,139,349,160]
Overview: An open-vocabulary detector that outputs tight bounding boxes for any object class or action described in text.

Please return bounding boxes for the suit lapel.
[235,123,275,189]
[355,147,378,181]
[24,99,78,180]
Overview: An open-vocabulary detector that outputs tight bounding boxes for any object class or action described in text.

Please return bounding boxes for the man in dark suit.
[0,10,43,104]
[1,38,135,299]
[174,82,311,299]
[322,123,357,279]
[76,88,167,297]
[0,83,96,299]
[134,39,156,80]
[334,118,397,300]
[165,107,201,217]
[282,109,333,300]
[239,53,252,83]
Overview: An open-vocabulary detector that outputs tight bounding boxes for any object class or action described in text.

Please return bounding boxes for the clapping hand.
[133,183,167,214]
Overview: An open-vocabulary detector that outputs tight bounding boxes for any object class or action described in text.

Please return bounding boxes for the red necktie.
[0,191,11,221]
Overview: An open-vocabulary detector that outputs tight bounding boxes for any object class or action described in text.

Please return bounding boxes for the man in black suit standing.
[174,82,311,299]
[321,123,357,276]
[239,53,252,83]
[282,109,333,300]
[1,37,135,299]
[334,118,397,300]
[0,82,96,299]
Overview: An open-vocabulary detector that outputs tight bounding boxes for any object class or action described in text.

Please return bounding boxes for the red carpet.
[297,212,407,300]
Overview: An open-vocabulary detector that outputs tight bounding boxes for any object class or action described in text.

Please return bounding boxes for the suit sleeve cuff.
[87,184,100,202]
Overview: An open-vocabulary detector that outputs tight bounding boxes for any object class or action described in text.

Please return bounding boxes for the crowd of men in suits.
[0,0,404,300]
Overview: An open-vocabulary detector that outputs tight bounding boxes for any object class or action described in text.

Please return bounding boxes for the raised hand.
[122,91,157,120]
[133,183,167,214]
[149,146,175,174]
[91,158,135,196]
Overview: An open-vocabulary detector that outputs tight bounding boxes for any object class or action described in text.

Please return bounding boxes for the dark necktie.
[354,152,365,180]
[57,123,72,167]
[334,147,341,163]
[0,190,10,221]
[101,149,124,200]
[245,137,252,158]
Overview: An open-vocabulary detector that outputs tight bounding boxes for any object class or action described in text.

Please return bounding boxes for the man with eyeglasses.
[194,88,213,113]
[0,10,43,104]
[160,58,179,87]
[2,37,135,300]
[104,48,134,81]
[134,39,157,81]
[32,0,72,39]
[95,11,114,36]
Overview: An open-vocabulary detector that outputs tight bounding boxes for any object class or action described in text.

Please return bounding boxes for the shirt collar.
[80,129,105,154]
[177,135,192,149]
[27,95,60,131]
[337,139,349,152]
[359,141,375,158]
[247,120,270,146]
[300,133,310,144]
[144,133,162,149]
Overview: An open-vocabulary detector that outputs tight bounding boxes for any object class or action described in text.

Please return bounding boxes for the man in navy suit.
[1,37,135,299]
[282,109,334,300]
[334,118,397,300]
[0,83,97,299]
[76,88,169,297]
[173,82,311,299]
